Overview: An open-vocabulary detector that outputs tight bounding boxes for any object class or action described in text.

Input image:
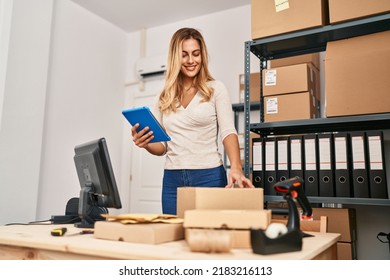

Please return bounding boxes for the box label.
[335,137,348,169]
[319,138,331,170]
[352,136,366,169]
[253,142,262,171]
[265,69,277,86]
[266,97,278,114]
[368,136,383,170]
[274,0,290,12]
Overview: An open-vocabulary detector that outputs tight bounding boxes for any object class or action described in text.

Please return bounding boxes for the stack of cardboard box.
[249,0,390,119]
[178,187,270,249]
[262,55,320,122]
[239,53,320,123]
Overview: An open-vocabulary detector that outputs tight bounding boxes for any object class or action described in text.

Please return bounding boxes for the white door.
[127,79,165,213]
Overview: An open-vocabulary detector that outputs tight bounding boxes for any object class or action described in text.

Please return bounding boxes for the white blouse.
[152,80,237,170]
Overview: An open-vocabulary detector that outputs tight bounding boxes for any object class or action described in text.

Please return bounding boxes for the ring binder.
[318,133,335,197]
[303,134,319,196]
[350,131,370,198]
[252,138,264,189]
[366,131,388,199]
[289,135,304,181]
[333,132,352,197]
[264,137,277,195]
[276,136,290,183]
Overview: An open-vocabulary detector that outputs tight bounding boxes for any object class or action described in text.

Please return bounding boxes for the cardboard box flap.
[177,187,264,218]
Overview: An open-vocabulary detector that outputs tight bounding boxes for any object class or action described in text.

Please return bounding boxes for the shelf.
[232,102,261,112]
[243,14,390,208]
[264,195,390,207]
[249,13,390,59]
[250,113,390,136]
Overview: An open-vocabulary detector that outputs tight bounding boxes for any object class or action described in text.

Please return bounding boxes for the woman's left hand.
[226,168,255,188]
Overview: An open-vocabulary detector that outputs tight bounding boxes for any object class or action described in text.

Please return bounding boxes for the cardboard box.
[177,187,264,218]
[94,221,184,244]
[239,73,261,103]
[329,0,390,23]
[269,53,321,70]
[311,208,357,242]
[263,63,320,100]
[264,91,318,122]
[251,0,328,40]
[325,31,390,117]
[183,209,271,230]
[337,241,357,260]
[230,230,252,248]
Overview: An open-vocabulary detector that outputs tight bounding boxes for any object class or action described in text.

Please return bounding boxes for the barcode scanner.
[265,176,313,238]
[274,176,312,220]
[252,176,313,254]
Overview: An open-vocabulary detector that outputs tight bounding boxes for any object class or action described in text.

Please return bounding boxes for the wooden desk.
[0,224,340,260]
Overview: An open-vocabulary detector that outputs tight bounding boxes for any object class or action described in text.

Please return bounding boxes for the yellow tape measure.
[51,227,67,236]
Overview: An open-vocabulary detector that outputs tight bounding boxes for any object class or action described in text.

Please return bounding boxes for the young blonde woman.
[132,28,254,215]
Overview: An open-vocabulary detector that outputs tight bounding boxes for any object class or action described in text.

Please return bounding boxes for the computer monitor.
[73,137,122,228]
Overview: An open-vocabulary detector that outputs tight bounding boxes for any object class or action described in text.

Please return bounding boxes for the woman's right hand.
[131,123,154,148]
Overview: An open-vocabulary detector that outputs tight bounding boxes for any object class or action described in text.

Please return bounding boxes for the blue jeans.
[162,165,227,215]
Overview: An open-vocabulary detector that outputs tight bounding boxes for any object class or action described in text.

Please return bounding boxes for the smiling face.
[180,38,202,81]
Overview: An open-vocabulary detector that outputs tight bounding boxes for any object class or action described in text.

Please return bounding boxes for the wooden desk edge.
[0,225,341,260]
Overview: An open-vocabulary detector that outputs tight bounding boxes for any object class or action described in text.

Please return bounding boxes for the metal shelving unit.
[243,13,390,206]
[251,113,390,136]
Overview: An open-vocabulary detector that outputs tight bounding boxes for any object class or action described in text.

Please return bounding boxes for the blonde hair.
[159,28,214,113]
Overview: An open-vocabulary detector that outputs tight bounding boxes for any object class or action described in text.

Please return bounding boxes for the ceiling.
[70,0,251,33]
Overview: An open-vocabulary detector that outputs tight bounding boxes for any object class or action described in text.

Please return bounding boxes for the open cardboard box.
[177,187,264,218]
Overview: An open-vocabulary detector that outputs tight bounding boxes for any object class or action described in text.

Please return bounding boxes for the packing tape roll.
[265,223,288,239]
[186,228,232,253]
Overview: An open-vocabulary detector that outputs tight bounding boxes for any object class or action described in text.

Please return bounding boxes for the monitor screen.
[73,137,122,228]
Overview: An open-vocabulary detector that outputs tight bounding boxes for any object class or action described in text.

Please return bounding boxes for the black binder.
[350,131,370,198]
[264,137,277,195]
[252,137,264,189]
[276,136,290,183]
[289,135,304,180]
[318,133,335,197]
[303,134,319,196]
[366,131,388,199]
[333,132,353,197]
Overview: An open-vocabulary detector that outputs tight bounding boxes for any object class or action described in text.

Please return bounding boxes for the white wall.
[0,0,53,224]
[36,0,128,219]
[0,0,13,129]
[0,0,129,224]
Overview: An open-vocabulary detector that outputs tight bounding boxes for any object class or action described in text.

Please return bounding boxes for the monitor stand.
[74,183,108,228]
